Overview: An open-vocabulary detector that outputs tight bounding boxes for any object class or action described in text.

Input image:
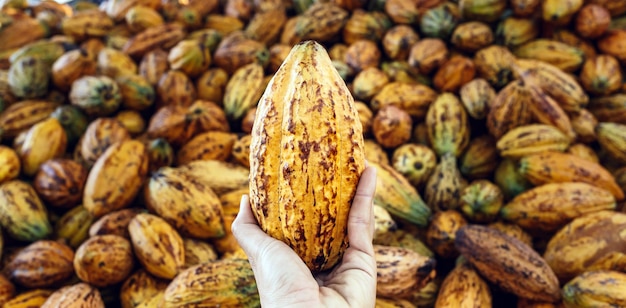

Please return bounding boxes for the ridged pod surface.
[122,23,186,58]
[73,235,135,287]
[54,205,93,248]
[544,211,626,282]
[370,82,437,118]
[525,84,576,140]
[570,109,598,143]
[425,152,465,212]
[179,160,250,195]
[562,270,626,307]
[120,269,168,308]
[83,140,149,217]
[249,41,365,272]
[370,161,431,227]
[0,100,59,138]
[459,180,503,223]
[391,143,437,188]
[146,100,230,147]
[128,213,185,279]
[542,0,583,25]
[223,62,265,120]
[512,59,588,113]
[496,124,572,158]
[551,29,597,60]
[0,146,20,185]
[459,135,498,179]
[144,166,225,239]
[181,238,218,270]
[2,289,53,308]
[61,10,114,40]
[425,93,470,157]
[0,181,52,242]
[459,78,495,120]
[487,80,533,138]
[434,262,492,307]
[455,225,561,302]
[513,39,585,73]
[501,182,616,233]
[162,259,259,307]
[17,118,67,176]
[426,210,467,258]
[596,122,626,164]
[89,208,144,239]
[41,283,104,308]
[519,151,624,201]
[589,94,626,124]
[176,131,238,165]
[375,245,437,299]
[6,240,74,288]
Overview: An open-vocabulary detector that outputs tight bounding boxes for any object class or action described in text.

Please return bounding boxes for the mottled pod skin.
[249,41,366,272]
[163,259,259,307]
[7,240,74,288]
[562,270,626,307]
[435,261,492,307]
[544,211,626,282]
[455,225,561,302]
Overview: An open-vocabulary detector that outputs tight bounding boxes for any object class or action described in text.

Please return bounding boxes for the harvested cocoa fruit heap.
[1,0,626,306]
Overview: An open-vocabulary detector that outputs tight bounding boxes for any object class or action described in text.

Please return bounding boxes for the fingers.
[347,166,377,257]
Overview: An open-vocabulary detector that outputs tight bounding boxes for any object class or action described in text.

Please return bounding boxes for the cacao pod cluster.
[1,0,626,306]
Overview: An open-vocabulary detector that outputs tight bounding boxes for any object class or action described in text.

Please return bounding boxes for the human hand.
[232,166,378,308]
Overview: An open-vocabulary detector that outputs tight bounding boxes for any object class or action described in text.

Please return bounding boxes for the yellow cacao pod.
[0,181,52,242]
[125,5,164,33]
[17,117,67,176]
[249,41,365,272]
[128,213,185,279]
[435,261,492,307]
[74,235,135,287]
[562,270,626,307]
[83,140,149,217]
[3,289,53,308]
[426,93,470,157]
[54,205,94,248]
[41,283,105,308]
[375,245,437,299]
[223,62,265,120]
[426,210,468,258]
[0,146,20,184]
[144,166,225,239]
[6,240,74,288]
[455,225,561,302]
[61,10,114,40]
[501,182,616,233]
[120,269,169,308]
[162,258,259,307]
[51,49,97,92]
[544,211,626,282]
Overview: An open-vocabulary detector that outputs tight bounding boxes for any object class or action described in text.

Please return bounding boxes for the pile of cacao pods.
[2,0,626,306]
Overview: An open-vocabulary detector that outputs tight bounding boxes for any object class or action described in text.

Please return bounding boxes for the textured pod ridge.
[249,40,366,272]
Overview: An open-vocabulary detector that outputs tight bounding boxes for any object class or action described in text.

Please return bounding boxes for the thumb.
[231,195,271,264]
[231,195,297,271]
